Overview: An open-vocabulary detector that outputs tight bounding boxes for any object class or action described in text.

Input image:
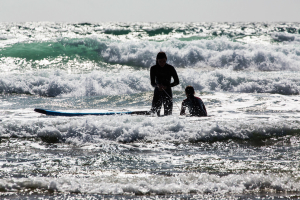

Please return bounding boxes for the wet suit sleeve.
[203,104,207,116]
[198,98,208,116]
[150,66,157,87]
[170,66,179,87]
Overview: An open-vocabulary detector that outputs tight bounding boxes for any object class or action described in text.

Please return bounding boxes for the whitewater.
[1,22,300,199]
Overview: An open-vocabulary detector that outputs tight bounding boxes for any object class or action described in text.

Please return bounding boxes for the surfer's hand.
[157,84,167,91]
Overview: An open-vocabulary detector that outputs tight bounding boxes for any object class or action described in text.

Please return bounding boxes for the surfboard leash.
[162,88,181,112]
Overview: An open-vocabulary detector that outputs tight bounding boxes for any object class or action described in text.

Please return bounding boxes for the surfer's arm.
[180,102,186,115]
[170,67,179,87]
[197,98,208,116]
[150,67,157,87]
[203,104,207,116]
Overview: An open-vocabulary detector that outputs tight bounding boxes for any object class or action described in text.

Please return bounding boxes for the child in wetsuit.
[180,86,207,117]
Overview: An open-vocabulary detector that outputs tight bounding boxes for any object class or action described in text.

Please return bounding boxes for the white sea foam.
[271,32,300,42]
[2,108,300,144]
[102,37,300,71]
[0,172,299,195]
[1,68,300,96]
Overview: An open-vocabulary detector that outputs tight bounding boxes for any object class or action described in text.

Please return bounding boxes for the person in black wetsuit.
[150,52,179,116]
[180,86,207,117]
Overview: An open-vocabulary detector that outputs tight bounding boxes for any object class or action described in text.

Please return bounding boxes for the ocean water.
[1,22,300,199]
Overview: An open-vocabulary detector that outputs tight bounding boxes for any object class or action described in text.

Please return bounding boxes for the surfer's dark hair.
[156,52,167,65]
[185,86,195,97]
[156,52,167,60]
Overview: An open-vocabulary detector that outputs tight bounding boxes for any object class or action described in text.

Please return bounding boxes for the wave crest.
[2,115,299,144]
[2,36,300,71]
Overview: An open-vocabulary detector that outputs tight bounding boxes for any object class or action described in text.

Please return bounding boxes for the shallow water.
[1,22,300,199]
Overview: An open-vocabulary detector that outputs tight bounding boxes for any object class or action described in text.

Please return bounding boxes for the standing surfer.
[150,52,179,116]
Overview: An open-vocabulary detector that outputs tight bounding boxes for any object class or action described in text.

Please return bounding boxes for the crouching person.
[180,86,207,117]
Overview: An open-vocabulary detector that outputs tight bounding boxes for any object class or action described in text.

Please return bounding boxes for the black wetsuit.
[181,96,207,116]
[150,63,179,116]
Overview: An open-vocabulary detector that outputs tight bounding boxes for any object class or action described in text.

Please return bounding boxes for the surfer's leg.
[151,88,162,116]
[163,88,173,115]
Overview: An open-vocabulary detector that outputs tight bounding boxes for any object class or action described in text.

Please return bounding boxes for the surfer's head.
[156,52,167,67]
[185,86,195,98]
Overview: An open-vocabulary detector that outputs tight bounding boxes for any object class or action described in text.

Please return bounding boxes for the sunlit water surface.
[1,22,300,199]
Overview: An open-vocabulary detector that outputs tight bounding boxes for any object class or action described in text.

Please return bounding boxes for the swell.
[1,22,299,38]
[0,38,106,64]
[1,37,300,71]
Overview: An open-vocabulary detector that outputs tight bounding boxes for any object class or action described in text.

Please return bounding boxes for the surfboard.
[34,108,150,116]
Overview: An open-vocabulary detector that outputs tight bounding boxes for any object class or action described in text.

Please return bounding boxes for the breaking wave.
[1,114,299,144]
[0,173,299,195]
[1,37,300,71]
[1,69,300,97]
